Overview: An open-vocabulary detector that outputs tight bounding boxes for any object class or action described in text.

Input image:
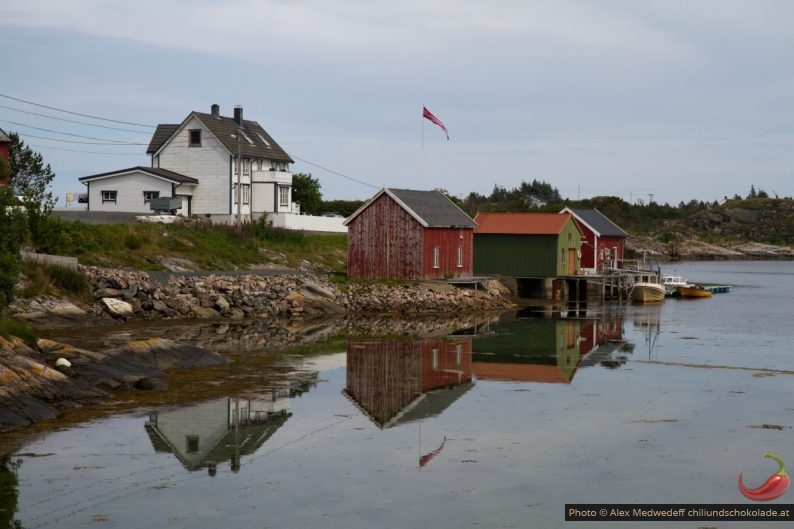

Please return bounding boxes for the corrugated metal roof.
[564,208,628,237]
[474,212,572,235]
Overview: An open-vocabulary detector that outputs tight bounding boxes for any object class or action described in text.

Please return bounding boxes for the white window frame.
[143,190,159,204]
[457,246,464,268]
[433,247,440,269]
[101,190,117,203]
[278,186,289,207]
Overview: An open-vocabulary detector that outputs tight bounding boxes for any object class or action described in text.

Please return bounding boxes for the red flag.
[422,106,449,140]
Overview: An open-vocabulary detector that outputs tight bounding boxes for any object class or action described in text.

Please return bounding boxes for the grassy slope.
[48,220,348,273]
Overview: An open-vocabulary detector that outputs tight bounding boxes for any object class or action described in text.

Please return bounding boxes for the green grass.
[0,318,36,344]
[37,218,348,273]
[20,259,92,301]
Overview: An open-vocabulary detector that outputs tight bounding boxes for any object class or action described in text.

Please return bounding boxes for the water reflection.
[343,338,474,429]
[137,310,637,476]
[144,379,314,475]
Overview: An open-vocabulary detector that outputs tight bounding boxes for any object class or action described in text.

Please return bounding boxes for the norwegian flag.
[422,106,449,140]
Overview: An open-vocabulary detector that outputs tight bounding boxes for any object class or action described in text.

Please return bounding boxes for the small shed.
[473,212,582,278]
[560,208,628,273]
[344,188,477,280]
[0,129,11,186]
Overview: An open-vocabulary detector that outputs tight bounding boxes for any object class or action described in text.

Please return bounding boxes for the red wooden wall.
[347,193,474,280]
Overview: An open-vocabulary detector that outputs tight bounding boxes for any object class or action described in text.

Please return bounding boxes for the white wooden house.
[79,105,296,222]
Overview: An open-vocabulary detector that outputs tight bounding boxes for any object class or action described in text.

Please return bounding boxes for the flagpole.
[420,104,425,189]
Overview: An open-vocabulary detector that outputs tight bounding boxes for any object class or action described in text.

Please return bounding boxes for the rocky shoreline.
[10,266,515,326]
[1,266,515,434]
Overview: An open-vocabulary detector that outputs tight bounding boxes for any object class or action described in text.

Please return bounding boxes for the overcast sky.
[1,0,792,206]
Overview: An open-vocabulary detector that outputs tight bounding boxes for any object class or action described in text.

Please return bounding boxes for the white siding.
[157,116,232,215]
[86,172,174,213]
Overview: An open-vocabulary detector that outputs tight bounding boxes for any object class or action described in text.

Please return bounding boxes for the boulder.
[101,298,135,318]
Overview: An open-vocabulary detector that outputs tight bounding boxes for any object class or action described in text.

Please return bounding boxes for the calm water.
[4,261,794,529]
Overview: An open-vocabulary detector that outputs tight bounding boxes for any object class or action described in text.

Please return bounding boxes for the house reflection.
[144,386,302,475]
[471,311,629,382]
[343,338,474,429]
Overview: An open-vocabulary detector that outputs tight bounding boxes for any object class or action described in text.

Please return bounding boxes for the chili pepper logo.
[738,452,790,501]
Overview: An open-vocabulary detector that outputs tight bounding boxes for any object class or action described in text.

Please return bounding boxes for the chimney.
[211,104,220,117]
[234,106,243,125]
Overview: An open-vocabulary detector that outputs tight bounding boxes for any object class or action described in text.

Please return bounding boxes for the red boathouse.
[344,188,477,280]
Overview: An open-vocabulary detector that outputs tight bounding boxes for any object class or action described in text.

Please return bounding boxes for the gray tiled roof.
[146,111,293,163]
[146,125,178,154]
[0,128,11,143]
[79,166,198,184]
[388,188,477,228]
[568,208,628,237]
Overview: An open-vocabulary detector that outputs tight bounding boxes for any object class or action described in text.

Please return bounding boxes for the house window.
[185,435,199,454]
[432,349,439,370]
[455,343,462,366]
[101,190,117,203]
[457,246,464,268]
[278,186,289,207]
[143,191,159,203]
[243,158,250,175]
[189,129,202,147]
[257,133,271,147]
[433,247,440,269]
[233,184,250,205]
[242,184,251,205]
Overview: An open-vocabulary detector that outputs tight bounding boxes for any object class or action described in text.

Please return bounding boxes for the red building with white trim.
[344,188,477,280]
[560,208,628,273]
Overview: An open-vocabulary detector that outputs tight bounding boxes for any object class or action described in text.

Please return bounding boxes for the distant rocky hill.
[626,198,794,260]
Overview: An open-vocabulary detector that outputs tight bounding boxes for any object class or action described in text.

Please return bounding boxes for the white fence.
[21,251,79,270]
[266,213,347,233]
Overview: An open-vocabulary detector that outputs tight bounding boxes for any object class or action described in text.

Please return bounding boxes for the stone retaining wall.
[78,266,514,322]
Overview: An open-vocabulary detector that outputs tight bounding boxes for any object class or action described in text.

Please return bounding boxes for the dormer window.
[189,129,202,147]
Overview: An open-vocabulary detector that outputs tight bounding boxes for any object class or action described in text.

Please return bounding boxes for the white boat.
[630,274,667,303]
[662,275,688,288]
[662,274,689,296]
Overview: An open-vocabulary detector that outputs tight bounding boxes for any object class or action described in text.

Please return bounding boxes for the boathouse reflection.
[470,311,630,382]
[343,338,474,429]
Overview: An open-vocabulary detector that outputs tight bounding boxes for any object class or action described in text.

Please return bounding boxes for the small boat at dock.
[676,284,713,298]
[630,273,667,303]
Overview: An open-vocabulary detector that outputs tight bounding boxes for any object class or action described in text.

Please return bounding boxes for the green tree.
[291,173,323,215]
[7,132,61,251]
[7,132,56,211]
[0,186,28,309]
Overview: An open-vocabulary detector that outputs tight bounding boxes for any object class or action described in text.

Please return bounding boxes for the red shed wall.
[347,194,424,279]
[0,143,8,186]
[421,227,473,280]
[596,236,624,270]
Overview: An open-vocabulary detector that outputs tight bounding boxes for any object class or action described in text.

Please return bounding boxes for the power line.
[0,93,156,128]
[28,144,147,156]
[291,155,379,189]
[19,132,144,146]
[0,104,153,134]
[2,120,146,144]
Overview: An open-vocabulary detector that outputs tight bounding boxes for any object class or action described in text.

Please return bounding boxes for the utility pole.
[231,132,242,236]
[648,193,654,205]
